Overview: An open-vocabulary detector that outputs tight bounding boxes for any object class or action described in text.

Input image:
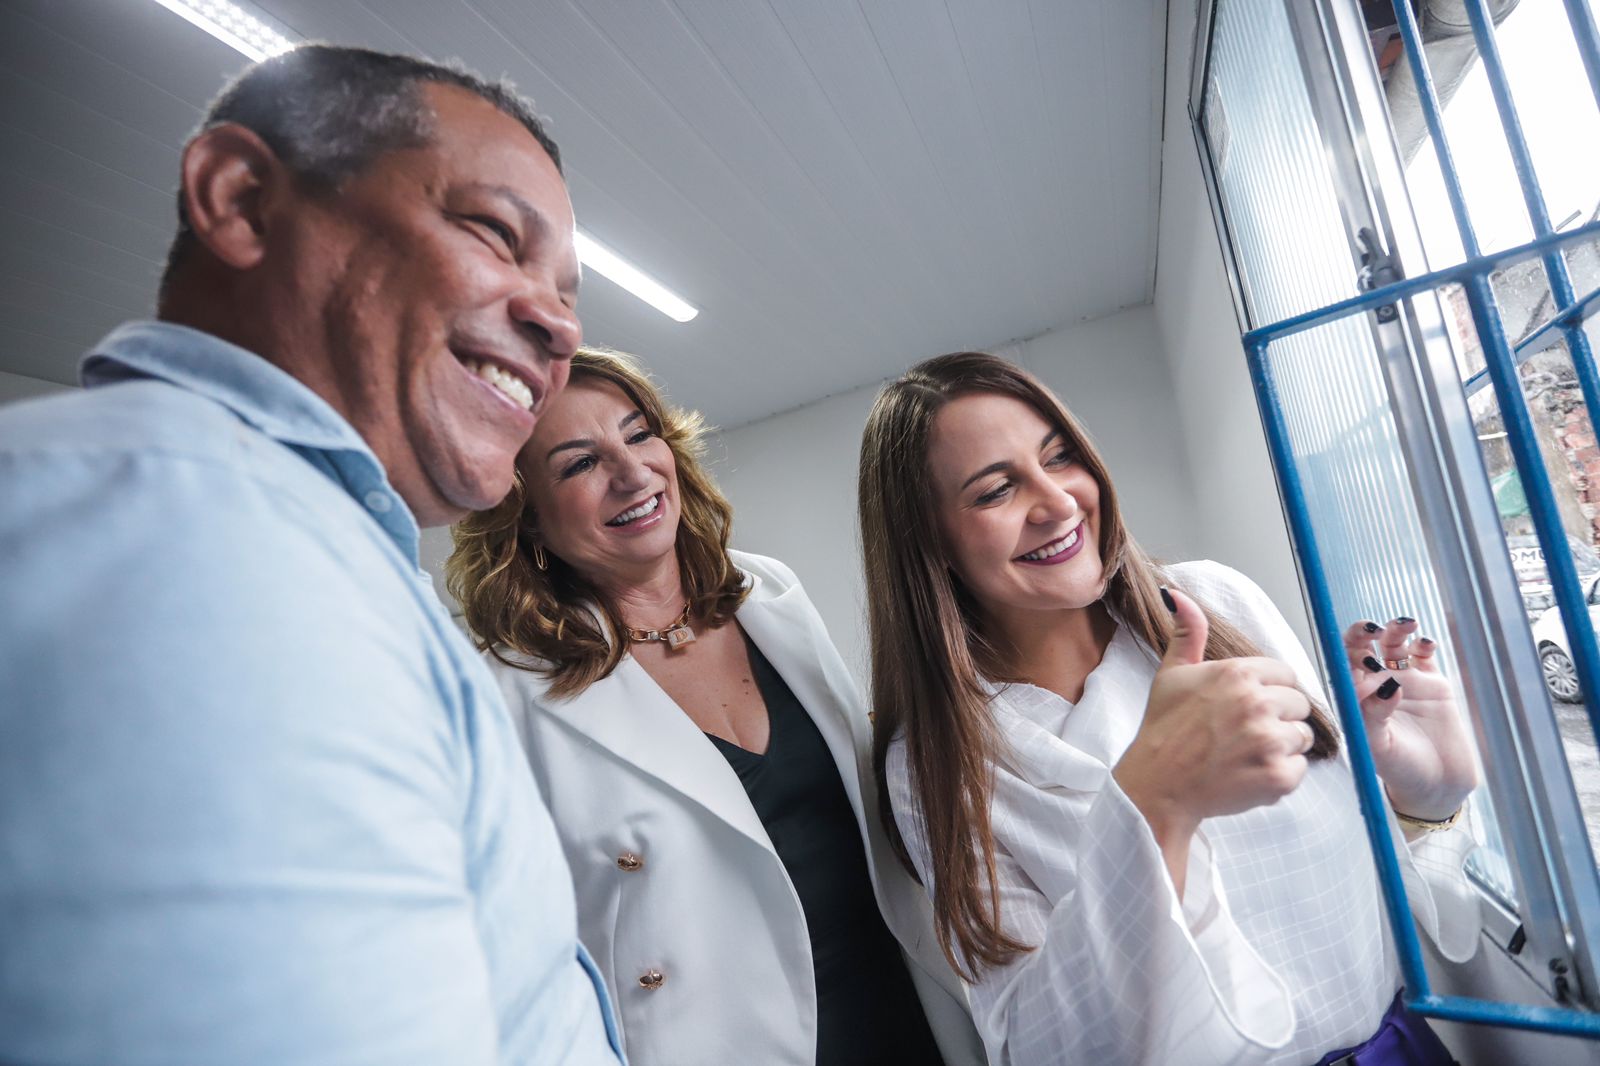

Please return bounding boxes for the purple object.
[1313,993,1457,1066]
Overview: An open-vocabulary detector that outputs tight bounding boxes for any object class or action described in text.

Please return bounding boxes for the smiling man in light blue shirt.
[0,46,620,1065]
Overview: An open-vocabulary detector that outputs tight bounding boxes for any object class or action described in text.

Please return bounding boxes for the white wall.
[711,304,1201,681]
[709,383,880,678]
[1151,0,1309,642]
[0,370,70,406]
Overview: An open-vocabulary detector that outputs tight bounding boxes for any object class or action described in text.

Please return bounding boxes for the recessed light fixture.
[575,231,698,323]
[145,0,293,62]
[142,0,701,324]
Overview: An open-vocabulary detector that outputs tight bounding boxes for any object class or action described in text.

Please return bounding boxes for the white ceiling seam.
[0,0,1166,427]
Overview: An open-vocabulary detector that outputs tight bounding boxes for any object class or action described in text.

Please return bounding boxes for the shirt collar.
[985,620,1148,719]
[987,623,1154,766]
[80,321,421,562]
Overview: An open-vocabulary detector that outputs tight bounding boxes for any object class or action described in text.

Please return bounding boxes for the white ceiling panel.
[0,0,1166,428]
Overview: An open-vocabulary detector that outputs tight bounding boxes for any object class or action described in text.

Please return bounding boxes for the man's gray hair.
[160,44,562,299]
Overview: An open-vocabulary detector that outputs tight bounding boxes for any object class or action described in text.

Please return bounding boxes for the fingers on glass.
[1347,615,1440,675]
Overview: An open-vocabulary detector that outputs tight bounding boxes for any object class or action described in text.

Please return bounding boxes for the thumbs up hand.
[1113,586,1314,865]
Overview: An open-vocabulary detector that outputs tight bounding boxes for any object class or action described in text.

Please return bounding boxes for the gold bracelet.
[1391,802,1463,833]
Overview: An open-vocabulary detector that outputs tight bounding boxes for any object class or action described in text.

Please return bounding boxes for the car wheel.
[1541,644,1583,704]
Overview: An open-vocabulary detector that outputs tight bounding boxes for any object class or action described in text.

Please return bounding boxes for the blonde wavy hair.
[447,347,748,698]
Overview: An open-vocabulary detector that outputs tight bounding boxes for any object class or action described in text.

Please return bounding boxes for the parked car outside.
[1532,575,1600,703]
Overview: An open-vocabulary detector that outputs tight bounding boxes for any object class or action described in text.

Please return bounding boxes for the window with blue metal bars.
[1193,0,1600,1039]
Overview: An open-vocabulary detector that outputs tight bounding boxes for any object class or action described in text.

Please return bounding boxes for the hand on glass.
[1343,617,1478,824]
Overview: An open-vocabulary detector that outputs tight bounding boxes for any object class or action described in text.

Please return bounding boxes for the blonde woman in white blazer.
[448,348,984,1066]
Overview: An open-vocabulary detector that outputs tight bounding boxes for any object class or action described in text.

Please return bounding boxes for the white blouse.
[885,560,1480,1066]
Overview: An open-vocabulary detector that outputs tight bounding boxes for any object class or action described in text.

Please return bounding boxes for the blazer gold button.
[638,968,665,990]
[616,851,643,872]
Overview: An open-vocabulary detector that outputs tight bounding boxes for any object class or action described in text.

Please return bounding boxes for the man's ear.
[178,123,287,272]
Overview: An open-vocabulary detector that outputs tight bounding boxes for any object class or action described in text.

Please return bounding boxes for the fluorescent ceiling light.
[142,0,701,324]
[575,232,698,323]
[146,0,294,62]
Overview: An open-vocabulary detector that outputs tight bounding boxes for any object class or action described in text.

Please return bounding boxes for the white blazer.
[488,550,985,1066]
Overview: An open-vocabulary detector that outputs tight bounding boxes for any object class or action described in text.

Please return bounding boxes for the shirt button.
[616,851,644,872]
[638,969,665,990]
[364,491,393,513]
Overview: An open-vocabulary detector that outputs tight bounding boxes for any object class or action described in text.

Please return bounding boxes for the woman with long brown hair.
[449,348,983,1066]
[857,352,1480,1066]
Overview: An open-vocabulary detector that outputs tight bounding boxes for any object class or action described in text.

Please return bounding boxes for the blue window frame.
[1193,0,1600,1038]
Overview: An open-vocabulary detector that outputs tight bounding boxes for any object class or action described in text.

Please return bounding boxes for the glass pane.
[1261,309,1510,900]
[1204,0,1360,325]
[1205,0,1518,901]
[1201,0,1600,1004]
[1564,231,1600,303]
[1443,283,1600,866]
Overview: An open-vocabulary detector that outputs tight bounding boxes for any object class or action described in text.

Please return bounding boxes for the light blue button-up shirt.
[0,322,623,1065]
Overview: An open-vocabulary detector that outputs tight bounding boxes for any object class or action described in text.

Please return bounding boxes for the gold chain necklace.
[625,601,697,651]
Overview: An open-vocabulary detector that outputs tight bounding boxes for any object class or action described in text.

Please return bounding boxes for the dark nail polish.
[1396,616,1415,625]
[1363,622,1381,633]
[1419,637,1435,647]
[1160,586,1176,614]
[1376,677,1401,700]
[1363,656,1384,673]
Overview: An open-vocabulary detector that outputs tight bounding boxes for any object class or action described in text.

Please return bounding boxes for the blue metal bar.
[1244,337,1435,1000]
[1414,995,1600,1037]
[1246,306,1600,1036]
[1560,0,1600,120]
[1215,0,1600,1038]
[1462,267,1600,792]
[1461,281,1600,396]
[1461,0,1600,455]
[1516,284,1600,358]
[1463,0,1600,753]
[1388,0,1480,259]
[1462,14,1596,393]
[1242,218,1600,347]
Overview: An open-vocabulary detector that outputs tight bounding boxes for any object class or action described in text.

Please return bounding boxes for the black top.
[707,635,944,1066]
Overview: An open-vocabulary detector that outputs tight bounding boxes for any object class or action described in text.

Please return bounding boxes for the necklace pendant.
[664,623,697,650]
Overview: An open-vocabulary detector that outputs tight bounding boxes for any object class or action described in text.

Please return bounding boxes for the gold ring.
[1298,721,1315,754]
[1384,657,1410,670]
